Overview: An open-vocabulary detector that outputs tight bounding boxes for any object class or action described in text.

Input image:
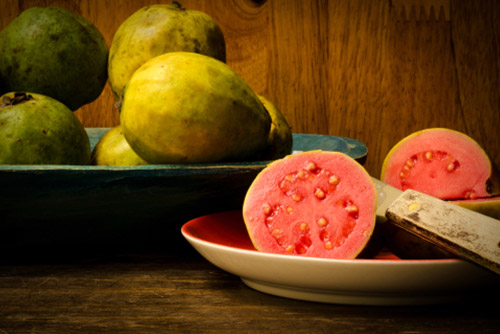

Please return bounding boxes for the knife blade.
[371,177,500,275]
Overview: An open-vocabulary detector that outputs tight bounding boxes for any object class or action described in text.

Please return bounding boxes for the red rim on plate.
[182,210,454,262]
[181,211,500,305]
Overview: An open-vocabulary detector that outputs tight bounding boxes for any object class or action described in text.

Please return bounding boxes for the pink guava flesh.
[381,128,494,200]
[242,151,376,259]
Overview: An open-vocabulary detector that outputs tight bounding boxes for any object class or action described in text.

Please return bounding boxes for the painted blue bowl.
[0,128,367,250]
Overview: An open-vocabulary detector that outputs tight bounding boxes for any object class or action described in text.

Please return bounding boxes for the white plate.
[181,211,500,306]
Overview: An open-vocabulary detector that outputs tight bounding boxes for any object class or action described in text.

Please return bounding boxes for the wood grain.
[1,251,500,333]
[1,0,499,178]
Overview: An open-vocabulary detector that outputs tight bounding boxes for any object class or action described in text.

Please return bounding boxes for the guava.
[0,92,90,164]
[258,95,293,160]
[451,196,500,220]
[120,52,271,164]
[108,2,226,102]
[381,128,500,200]
[91,125,148,166]
[0,6,108,111]
[242,151,376,258]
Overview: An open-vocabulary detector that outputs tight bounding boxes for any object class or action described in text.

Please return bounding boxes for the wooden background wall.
[1,0,499,178]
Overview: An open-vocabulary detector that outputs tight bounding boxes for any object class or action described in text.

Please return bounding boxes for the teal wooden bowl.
[0,128,367,251]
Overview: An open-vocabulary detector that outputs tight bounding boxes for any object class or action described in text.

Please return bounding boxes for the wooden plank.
[450,0,500,176]
[0,253,500,333]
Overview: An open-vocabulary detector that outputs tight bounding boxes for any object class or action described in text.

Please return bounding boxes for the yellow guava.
[120,52,271,164]
[258,95,293,160]
[108,3,226,102]
[91,125,148,166]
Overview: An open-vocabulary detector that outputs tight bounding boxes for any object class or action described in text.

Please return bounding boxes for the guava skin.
[0,92,90,165]
[120,52,271,164]
[108,3,226,102]
[91,125,148,166]
[452,196,500,220]
[258,95,293,160]
[0,7,108,111]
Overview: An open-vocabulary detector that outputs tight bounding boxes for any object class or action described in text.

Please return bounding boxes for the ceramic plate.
[182,210,500,306]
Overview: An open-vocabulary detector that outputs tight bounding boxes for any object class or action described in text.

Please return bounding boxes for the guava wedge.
[242,151,377,258]
[381,128,500,200]
[0,92,90,164]
[108,2,226,102]
[91,125,148,166]
[258,95,293,160]
[120,52,271,164]
[0,6,108,111]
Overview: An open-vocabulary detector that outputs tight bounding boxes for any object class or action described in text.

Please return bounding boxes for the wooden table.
[1,237,499,334]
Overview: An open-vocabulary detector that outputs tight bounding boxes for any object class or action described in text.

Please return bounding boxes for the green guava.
[91,125,148,166]
[0,6,108,111]
[120,52,271,164]
[258,95,293,160]
[108,2,226,102]
[0,92,90,164]
[242,151,377,258]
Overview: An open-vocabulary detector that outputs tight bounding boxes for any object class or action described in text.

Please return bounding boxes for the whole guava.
[258,95,293,159]
[120,52,271,164]
[108,2,226,102]
[0,7,108,111]
[0,92,91,164]
[91,125,148,166]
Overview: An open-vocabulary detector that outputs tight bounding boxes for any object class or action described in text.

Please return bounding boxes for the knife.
[372,177,500,275]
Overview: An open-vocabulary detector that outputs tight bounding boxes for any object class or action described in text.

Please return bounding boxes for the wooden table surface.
[1,237,499,334]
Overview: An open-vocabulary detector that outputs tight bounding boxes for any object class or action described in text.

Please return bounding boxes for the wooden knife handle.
[386,190,500,275]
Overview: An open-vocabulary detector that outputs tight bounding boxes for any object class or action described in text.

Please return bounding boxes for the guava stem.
[172,1,185,10]
[1,92,33,106]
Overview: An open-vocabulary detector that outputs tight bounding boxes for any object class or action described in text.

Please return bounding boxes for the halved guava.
[381,128,500,200]
[242,151,376,259]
